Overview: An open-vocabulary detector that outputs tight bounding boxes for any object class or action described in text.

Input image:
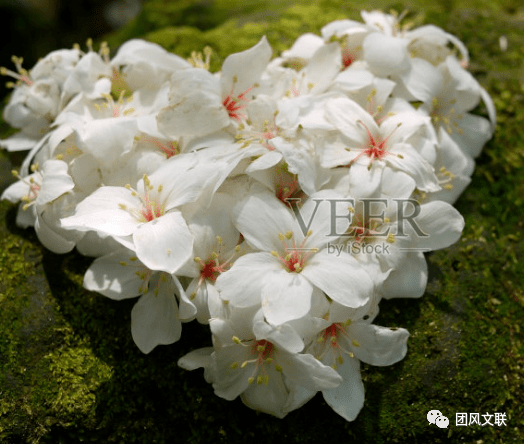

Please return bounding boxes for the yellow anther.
[317,336,325,343]
[241,361,249,369]
[248,377,255,384]
[210,251,218,260]
[230,362,239,369]
[349,351,355,358]
[257,344,265,352]
[232,75,238,83]
[352,339,360,347]
[397,154,404,159]
[387,233,395,243]
[444,184,453,190]
[11,170,18,177]
[330,336,337,343]
[307,82,314,90]
[275,364,283,372]
[142,174,151,189]
[278,232,285,241]
[118,203,127,210]
[376,105,383,113]
[235,245,241,252]
[216,235,223,245]
[257,375,264,385]
[285,231,293,239]
[129,256,138,261]
[270,251,279,257]
[194,257,202,263]
[265,358,273,364]
[119,261,126,266]
[337,356,344,365]
[344,319,352,327]
[232,336,241,344]
[284,254,292,262]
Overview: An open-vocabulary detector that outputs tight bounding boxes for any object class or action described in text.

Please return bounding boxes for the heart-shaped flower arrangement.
[1,10,495,421]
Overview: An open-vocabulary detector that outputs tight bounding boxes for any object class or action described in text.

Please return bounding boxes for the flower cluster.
[1,10,494,420]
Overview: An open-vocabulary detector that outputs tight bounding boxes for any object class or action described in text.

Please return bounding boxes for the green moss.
[1,1,524,443]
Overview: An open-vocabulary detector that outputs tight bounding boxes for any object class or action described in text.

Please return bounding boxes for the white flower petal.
[302,251,372,309]
[60,186,139,236]
[131,285,182,354]
[262,270,313,326]
[215,252,282,307]
[233,192,295,252]
[133,211,193,274]
[83,250,144,300]
[278,351,342,390]
[350,323,409,366]
[221,36,272,96]
[322,356,364,421]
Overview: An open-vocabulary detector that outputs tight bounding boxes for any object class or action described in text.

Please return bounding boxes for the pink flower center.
[197,256,230,285]
[272,231,316,273]
[341,47,354,69]
[347,120,402,168]
[231,337,280,386]
[140,192,163,222]
[314,321,358,369]
[136,135,180,158]
[223,86,254,122]
[121,175,165,223]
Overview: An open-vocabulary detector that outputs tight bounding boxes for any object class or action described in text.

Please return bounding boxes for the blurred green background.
[0,1,523,443]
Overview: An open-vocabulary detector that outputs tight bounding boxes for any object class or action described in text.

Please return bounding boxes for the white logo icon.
[427,410,449,428]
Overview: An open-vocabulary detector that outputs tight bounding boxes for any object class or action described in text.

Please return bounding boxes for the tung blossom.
[216,190,374,325]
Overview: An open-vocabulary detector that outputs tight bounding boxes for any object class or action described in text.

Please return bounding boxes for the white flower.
[179,311,342,418]
[83,247,188,353]
[157,36,272,138]
[306,96,440,194]
[305,299,409,421]
[60,154,225,273]
[216,190,374,325]
[2,159,80,253]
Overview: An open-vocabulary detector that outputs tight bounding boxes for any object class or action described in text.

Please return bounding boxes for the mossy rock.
[1,1,523,443]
